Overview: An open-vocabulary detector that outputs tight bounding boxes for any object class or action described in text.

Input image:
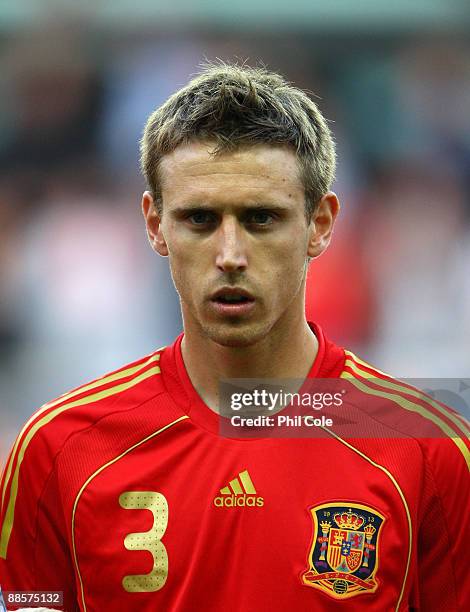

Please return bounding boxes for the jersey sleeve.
[409,435,470,611]
[0,427,79,612]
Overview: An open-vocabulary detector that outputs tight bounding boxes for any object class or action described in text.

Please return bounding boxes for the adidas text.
[214,494,264,508]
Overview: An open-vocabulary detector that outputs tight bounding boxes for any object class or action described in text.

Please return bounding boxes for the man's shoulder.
[0,344,186,544]
[340,349,470,476]
[5,347,172,470]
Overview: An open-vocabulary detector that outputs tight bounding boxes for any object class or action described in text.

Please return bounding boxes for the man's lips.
[209,288,256,316]
[210,287,255,302]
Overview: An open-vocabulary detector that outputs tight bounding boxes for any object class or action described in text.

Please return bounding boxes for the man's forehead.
[159,141,302,186]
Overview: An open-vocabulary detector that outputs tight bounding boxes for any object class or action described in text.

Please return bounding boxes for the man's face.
[143,141,338,347]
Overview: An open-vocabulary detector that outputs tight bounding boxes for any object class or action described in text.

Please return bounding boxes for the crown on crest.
[333,509,365,530]
[363,523,376,537]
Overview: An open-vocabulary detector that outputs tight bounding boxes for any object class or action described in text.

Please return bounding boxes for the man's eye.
[188,211,215,225]
[247,211,274,225]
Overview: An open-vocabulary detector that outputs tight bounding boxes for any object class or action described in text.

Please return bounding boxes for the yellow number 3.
[119,491,169,593]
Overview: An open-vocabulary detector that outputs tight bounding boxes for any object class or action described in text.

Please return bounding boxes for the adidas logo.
[213,469,264,508]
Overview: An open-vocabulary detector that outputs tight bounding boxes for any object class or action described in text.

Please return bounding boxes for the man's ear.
[141,191,168,256]
[307,192,340,259]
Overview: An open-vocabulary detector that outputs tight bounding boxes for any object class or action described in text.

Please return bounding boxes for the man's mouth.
[215,294,252,304]
[210,288,256,315]
[211,288,255,303]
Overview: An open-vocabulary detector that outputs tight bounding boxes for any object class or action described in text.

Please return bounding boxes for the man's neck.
[180,317,318,413]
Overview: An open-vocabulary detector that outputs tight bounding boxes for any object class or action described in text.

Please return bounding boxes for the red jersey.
[0,324,469,611]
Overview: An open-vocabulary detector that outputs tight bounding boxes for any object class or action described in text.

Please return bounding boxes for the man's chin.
[203,321,268,348]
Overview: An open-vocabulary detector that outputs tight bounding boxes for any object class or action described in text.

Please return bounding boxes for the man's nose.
[215,216,248,273]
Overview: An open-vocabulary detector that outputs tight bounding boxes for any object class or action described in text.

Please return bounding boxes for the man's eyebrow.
[171,202,290,214]
[169,204,215,216]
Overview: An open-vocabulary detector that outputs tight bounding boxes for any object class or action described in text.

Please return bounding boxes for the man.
[0,63,468,611]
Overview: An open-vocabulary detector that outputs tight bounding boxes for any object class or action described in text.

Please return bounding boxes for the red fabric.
[0,325,468,611]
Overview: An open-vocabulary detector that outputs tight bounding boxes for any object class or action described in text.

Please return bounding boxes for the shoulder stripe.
[0,447,15,516]
[1,352,161,509]
[344,351,391,378]
[345,351,470,438]
[341,362,470,472]
[455,412,470,433]
[0,363,161,559]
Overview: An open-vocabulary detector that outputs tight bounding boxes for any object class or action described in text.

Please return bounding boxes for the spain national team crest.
[302,502,385,599]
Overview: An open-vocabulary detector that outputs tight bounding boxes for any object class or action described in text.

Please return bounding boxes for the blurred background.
[1,0,469,460]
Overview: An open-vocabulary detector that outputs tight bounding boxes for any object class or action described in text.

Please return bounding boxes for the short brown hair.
[140,62,336,217]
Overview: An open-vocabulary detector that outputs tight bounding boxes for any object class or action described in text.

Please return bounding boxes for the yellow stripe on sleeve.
[1,353,161,508]
[344,352,470,438]
[0,364,160,559]
[340,369,470,472]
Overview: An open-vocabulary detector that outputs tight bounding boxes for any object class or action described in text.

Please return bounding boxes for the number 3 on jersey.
[119,491,169,593]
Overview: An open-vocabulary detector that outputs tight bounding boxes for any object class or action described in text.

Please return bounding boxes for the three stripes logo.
[213,469,264,508]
